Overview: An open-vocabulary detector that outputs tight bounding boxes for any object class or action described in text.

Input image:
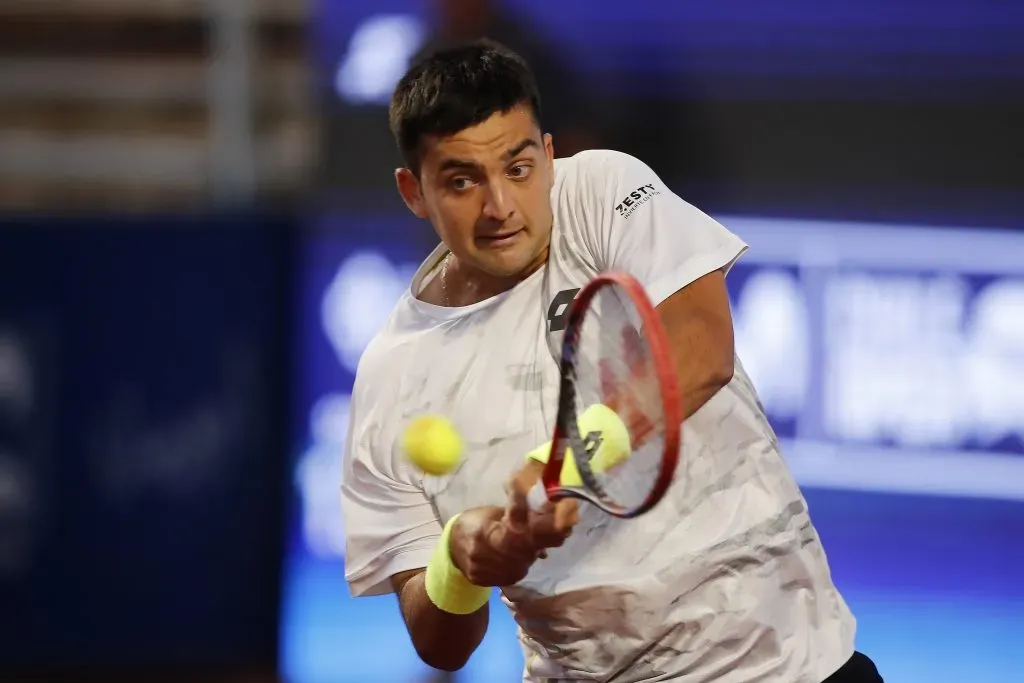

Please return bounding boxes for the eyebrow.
[504,138,539,159]
[437,138,540,174]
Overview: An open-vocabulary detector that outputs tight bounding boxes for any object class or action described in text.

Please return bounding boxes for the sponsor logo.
[547,288,581,332]
[614,183,660,219]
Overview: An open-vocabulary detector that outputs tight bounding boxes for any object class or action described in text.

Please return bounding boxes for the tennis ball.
[560,404,633,487]
[401,415,463,475]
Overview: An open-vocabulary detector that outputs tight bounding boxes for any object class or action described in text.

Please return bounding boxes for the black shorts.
[823,651,884,683]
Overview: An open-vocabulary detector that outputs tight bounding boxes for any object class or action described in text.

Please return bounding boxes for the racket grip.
[527,481,548,512]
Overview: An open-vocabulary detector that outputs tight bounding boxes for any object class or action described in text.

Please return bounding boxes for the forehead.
[421,107,542,170]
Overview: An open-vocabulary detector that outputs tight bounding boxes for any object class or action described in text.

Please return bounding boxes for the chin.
[482,255,536,279]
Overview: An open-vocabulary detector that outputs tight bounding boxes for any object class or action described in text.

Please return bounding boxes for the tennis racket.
[526,271,682,518]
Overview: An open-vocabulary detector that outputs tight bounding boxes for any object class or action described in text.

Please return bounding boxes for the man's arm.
[391,568,489,672]
[565,152,744,412]
[389,503,576,671]
[655,268,735,420]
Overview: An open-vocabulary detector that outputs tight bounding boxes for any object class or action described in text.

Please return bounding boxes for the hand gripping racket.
[527,272,682,518]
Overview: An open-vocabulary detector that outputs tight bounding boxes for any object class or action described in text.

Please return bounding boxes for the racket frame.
[540,271,682,518]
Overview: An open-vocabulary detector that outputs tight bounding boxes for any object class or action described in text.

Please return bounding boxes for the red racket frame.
[540,272,683,518]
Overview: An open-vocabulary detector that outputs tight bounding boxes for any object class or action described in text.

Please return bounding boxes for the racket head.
[540,272,682,518]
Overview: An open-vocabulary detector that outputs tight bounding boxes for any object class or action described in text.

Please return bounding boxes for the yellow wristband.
[424,514,491,615]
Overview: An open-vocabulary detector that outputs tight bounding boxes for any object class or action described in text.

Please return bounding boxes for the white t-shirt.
[341,150,856,682]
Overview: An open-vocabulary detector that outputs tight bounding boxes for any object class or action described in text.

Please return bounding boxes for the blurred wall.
[0,215,293,682]
[0,2,314,680]
[0,0,313,213]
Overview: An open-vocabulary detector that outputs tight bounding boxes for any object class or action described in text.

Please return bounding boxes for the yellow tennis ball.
[559,404,632,487]
[401,415,463,475]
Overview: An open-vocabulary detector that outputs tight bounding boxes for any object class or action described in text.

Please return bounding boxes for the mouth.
[476,228,524,247]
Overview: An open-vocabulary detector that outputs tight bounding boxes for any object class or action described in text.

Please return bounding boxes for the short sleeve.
[568,150,748,305]
[341,374,440,597]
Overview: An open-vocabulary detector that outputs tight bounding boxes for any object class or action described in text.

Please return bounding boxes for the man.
[341,40,884,682]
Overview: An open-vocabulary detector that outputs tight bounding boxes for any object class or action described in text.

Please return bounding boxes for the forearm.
[394,568,489,671]
[390,503,558,670]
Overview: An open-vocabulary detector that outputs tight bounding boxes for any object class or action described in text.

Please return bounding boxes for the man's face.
[397,107,555,280]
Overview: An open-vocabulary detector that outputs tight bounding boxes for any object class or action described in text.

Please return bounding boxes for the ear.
[395,168,428,219]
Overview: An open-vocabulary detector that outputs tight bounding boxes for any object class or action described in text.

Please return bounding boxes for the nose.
[482,182,514,222]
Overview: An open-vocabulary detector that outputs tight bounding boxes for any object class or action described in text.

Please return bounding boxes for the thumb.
[505,458,545,533]
[505,482,531,533]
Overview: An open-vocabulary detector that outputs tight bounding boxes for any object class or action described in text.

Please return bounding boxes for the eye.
[450,176,475,191]
[508,164,533,180]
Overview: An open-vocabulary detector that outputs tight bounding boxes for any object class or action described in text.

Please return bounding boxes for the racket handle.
[527,480,548,512]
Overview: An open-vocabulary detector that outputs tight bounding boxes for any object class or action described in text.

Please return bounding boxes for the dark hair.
[389,39,542,173]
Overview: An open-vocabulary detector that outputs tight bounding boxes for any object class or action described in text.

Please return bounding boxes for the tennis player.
[341,40,884,682]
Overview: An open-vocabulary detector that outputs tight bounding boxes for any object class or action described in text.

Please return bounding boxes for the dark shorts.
[823,651,884,683]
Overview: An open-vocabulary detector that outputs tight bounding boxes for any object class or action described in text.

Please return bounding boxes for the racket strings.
[570,286,668,510]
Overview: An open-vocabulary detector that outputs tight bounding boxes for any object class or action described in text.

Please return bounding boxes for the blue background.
[280,213,1024,683]
[321,0,1024,100]
[0,217,289,673]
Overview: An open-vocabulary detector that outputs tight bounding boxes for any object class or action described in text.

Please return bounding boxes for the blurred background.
[1,1,1022,683]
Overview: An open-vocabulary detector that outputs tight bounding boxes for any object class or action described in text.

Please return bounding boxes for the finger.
[505,486,531,533]
[553,498,580,532]
[507,459,543,497]
[530,498,578,535]
[486,518,537,560]
[504,466,541,533]
[525,501,579,548]
[504,461,539,495]
[467,527,540,585]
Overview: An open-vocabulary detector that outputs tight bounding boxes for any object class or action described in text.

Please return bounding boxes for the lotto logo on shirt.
[614,183,661,219]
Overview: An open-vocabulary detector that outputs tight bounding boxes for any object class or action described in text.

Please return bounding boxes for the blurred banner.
[0,216,290,677]
[281,213,1024,683]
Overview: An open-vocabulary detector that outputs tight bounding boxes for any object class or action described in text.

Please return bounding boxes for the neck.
[445,244,549,307]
